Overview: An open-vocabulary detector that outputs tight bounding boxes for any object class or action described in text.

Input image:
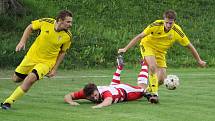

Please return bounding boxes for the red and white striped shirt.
[72,83,144,103]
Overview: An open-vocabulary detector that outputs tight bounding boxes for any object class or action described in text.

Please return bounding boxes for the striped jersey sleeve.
[143,20,164,36]
[61,30,72,52]
[31,18,55,30]
[172,25,190,46]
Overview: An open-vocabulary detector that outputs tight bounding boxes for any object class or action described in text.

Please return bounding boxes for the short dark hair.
[163,9,177,20]
[56,10,73,22]
[83,83,98,97]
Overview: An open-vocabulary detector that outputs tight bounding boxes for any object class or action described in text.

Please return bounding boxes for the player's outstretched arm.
[186,43,206,67]
[47,51,66,77]
[16,24,33,52]
[64,93,80,106]
[92,97,113,109]
[118,32,146,53]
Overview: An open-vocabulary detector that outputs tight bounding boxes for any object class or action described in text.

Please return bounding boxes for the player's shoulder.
[38,18,55,24]
[172,23,183,31]
[172,24,185,37]
[149,20,164,27]
[63,30,72,40]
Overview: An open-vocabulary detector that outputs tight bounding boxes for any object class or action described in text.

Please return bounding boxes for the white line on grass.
[0,75,110,80]
[0,73,214,80]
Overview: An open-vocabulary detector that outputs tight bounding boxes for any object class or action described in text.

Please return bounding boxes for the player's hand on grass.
[198,60,206,67]
[118,48,126,53]
[46,69,57,78]
[16,42,26,52]
[69,102,80,106]
[92,105,103,109]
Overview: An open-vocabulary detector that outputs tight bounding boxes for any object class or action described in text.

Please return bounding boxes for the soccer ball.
[164,75,179,90]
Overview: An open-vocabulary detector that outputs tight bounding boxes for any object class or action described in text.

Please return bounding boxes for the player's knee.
[21,74,38,92]
[28,73,39,83]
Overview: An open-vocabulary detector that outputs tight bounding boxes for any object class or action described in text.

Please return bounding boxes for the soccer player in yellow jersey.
[118,10,206,103]
[1,10,73,109]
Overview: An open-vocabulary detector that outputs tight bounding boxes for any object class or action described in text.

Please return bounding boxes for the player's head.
[83,83,100,102]
[56,10,73,31]
[163,10,176,31]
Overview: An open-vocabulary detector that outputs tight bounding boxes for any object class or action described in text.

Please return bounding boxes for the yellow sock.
[148,74,158,95]
[4,86,25,104]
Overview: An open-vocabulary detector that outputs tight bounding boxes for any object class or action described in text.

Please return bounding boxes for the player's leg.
[1,63,50,109]
[144,56,160,104]
[119,84,145,101]
[1,71,38,109]
[1,57,34,109]
[140,45,158,94]
[155,54,167,86]
[110,55,124,85]
[12,72,27,83]
[157,68,167,85]
[20,62,50,92]
[137,60,149,89]
[140,45,159,103]
[144,56,159,95]
[11,57,33,83]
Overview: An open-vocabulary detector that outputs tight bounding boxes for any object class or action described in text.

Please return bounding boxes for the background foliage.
[0,0,214,68]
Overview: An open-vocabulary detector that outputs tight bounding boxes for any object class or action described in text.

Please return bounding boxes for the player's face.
[59,16,73,30]
[88,90,100,101]
[164,18,175,31]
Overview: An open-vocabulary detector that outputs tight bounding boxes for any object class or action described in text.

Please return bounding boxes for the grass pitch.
[0,68,214,121]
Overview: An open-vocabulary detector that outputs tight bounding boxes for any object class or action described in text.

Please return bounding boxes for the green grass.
[0,68,215,121]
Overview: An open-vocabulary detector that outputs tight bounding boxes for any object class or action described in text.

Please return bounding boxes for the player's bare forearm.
[118,32,145,53]
[47,51,66,77]
[64,93,80,106]
[16,24,33,52]
[53,51,66,70]
[92,97,113,109]
[187,43,201,61]
[187,43,206,67]
[20,24,33,43]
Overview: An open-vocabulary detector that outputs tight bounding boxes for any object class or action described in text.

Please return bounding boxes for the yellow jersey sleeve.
[31,19,43,30]
[31,18,55,30]
[143,20,164,35]
[143,25,153,35]
[172,25,190,46]
[178,35,190,46]
[61,41,71,52]
[61,30,72,52]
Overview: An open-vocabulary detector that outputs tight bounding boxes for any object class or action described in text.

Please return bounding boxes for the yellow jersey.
[26,18,72,62]
[140,20,190,54]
